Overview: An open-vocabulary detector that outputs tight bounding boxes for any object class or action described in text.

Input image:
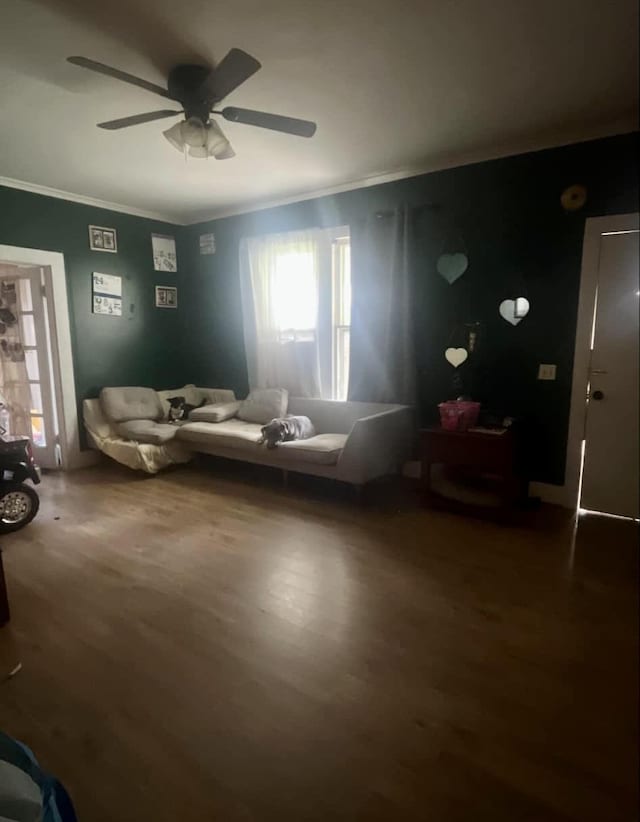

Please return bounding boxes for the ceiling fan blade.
[202,48,261,103]
[67,56,170,99]
[220,107,317,138]
[97,110,181,130]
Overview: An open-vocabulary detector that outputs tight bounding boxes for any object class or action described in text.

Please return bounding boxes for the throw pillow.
[237,388,288,424]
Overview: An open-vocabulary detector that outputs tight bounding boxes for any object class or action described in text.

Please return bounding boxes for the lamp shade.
[182,117,206,147]
[162,121,184,152]
[163,117,234,160]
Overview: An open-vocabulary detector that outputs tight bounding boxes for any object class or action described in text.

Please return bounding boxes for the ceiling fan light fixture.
[162,121,184,152]
[205,120,234,160]
[213,144,236,160]
[182,117,206,147]
[163,117,233,159]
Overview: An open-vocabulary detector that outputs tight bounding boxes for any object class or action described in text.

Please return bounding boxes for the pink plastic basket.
[438,401,481,432]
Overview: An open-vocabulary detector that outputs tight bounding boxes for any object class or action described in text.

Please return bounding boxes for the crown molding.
[189,117,638,225]
[2,116,636,227]
[0,176,184,225]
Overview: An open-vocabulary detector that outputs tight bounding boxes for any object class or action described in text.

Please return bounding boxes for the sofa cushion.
[237,388,288,424]
[189,401,242,423]
[177,419,263,449]
[101,387,163,423]
[116,420,179,445]
[278,433,347,465]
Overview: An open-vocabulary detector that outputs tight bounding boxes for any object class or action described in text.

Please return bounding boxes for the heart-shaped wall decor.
[445,347,468,368]
[499,297,530,326]
[437,253,468,285]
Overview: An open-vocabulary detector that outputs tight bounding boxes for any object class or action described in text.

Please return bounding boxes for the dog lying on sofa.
[259,415,316,449]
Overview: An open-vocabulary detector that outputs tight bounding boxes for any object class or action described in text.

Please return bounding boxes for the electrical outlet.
[538,363,557,381]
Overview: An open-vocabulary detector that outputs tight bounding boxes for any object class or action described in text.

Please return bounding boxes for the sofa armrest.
[83,398,117,447]
[335,406,414,485]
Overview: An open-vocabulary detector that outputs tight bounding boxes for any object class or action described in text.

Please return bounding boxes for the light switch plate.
[538,363,557,380]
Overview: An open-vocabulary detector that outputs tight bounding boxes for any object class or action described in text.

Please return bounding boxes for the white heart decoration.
[445,347,468,368]
[499,297,530,326]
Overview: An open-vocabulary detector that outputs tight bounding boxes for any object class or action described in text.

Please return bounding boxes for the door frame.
[0,244,90,469]
[562,213,640,512]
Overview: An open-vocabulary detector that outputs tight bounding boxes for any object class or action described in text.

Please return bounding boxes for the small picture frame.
[155,286,177,309]
[92,272,123,316]
[152,234,177,272]
[89,225,118,253]
[199,233,216,255]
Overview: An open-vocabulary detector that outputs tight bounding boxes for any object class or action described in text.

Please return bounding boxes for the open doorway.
[0,245,85,470]
[0,264,61,468]
[565,214,639,520]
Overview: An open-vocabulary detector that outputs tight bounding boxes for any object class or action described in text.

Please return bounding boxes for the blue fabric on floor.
[0,732,78,822]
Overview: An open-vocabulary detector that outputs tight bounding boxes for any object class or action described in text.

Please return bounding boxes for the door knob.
[592,389,604,400]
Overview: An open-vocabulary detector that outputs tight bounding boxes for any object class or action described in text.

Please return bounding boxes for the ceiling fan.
[67,49,317,159]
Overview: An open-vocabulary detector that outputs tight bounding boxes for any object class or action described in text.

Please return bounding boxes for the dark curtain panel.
[348,206,416,404]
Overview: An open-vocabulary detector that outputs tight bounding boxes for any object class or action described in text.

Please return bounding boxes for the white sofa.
[83,384,413,488]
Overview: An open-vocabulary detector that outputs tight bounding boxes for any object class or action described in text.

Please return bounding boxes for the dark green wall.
[179,133,639,485]
[1,134,637,480]
[0,186,186,428]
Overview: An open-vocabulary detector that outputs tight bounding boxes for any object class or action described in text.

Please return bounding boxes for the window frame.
[249,224,351,400]
[315,226,350,400]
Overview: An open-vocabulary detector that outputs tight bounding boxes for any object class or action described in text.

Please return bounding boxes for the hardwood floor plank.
[0,463,637,821]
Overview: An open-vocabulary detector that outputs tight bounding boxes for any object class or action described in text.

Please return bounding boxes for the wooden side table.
[420,426,527,517]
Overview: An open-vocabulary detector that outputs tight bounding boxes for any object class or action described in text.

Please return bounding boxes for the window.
[272,250,317,338]
[240,226,351,399]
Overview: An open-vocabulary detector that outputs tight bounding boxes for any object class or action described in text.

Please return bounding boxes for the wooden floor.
[0,460,637,821]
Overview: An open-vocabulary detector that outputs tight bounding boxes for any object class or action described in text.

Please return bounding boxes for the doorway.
[0,264,60,468]
[0,245,85,470]
[565,214,639,519]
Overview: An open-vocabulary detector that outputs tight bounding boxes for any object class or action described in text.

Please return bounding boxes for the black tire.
[0,482,40,534]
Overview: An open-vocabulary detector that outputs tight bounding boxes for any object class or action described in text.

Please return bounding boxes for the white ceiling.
[1,0,637,224]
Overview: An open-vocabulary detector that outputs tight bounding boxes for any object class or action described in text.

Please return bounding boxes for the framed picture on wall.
[155,286,177,309]
[199,233,216,255]
[152,234,177,272]
[92,272,122,316]
[89,225,118,253]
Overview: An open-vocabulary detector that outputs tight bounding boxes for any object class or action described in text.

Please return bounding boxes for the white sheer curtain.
[239,229,323,397]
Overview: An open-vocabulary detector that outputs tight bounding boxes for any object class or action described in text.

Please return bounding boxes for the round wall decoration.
[561,184,587,212]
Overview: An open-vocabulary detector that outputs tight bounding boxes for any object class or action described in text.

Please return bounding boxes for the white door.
[580,229,639,518]
[0,265,59,469]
